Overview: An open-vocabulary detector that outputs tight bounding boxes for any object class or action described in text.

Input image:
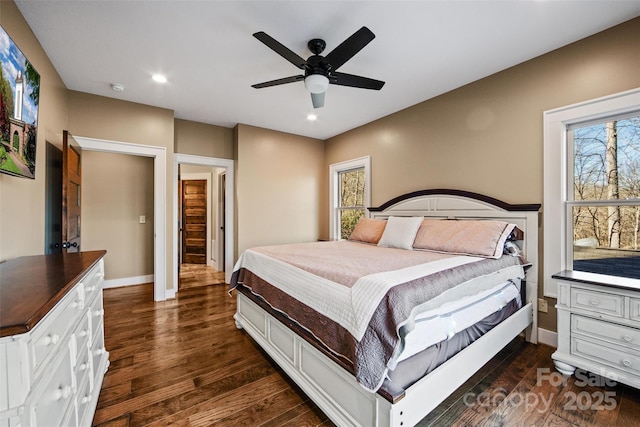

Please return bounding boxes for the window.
[569,115,640,278]
[544,88,640,297]
[330,156,371,240]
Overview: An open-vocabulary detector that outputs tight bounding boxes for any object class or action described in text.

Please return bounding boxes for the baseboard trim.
[103,274,154,289]
[537,327,558,348]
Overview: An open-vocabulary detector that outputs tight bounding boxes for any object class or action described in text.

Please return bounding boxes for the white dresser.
[552,270,640,389]
[0,251,109,427]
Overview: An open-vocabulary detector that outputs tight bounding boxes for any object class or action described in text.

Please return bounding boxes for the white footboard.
[234,292,533,427]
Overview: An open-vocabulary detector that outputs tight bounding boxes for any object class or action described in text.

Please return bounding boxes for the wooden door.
[182,180,207,264]
[62,131,82,253]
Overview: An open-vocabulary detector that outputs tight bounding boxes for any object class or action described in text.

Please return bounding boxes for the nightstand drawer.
[572,315,640,350]
[572,336,640,377]
[630,298,640,324]
[571,287,624,318]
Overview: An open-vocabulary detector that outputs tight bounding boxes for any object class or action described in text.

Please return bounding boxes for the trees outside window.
[570,113,640,278]
[329,157,370,240]
[338,168,365,239]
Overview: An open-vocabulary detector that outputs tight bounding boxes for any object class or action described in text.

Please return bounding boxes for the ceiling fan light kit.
[252,26,385,108]
[304,74,329,94]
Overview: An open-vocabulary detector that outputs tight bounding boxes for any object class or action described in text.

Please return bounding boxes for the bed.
[230,189,540,427]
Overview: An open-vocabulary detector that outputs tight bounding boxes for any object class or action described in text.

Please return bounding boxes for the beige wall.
[66,90,176,290]
[0,1,68,261]
[82,152,154,280]
[325,18,640,332]
[4,0,639,336]
[175,119,234,159]
[236,124,324,254]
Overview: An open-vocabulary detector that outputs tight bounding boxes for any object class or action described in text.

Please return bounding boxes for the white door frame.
[174,154,235,286]
[217,170,226,271]
[74,136,167,301]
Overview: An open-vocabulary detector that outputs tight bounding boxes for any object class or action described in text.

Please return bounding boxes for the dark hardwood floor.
[93,273,640,426]
[178,263,226,290]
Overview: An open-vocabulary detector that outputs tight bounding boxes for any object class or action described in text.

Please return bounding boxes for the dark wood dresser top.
[0,250,106,337]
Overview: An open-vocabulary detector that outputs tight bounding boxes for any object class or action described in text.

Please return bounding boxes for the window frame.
[543,88,640,297]
[329,156,371,240]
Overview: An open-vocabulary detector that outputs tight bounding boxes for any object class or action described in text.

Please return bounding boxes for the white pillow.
[377,216,424,250]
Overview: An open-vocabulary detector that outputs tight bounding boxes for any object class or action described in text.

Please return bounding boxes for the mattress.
[394,279,521,365]
[387,297,521,390]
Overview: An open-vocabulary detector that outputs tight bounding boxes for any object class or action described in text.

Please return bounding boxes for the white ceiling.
[15,0,640,140]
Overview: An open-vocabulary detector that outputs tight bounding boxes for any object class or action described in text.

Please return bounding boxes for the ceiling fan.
[251,26,385,108]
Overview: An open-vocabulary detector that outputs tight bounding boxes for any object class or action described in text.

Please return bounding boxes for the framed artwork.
[0,24,40,179]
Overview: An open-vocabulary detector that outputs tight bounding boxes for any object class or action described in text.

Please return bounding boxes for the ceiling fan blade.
[324,26,375,71]
[253,32,307,69]
[331,72,385,90]
[311,92,325,108]
[252,75,304,89]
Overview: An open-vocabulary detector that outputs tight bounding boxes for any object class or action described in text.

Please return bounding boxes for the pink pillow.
[348,218,387,244]
[413,219,515,258]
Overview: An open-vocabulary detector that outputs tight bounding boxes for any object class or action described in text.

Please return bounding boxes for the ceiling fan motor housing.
[304,53,331,93]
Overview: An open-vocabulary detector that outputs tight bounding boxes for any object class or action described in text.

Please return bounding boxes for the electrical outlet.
[538,298,548,313]
[139,215,146,224]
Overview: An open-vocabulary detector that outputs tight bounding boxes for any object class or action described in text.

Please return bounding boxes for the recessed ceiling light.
[307,114,317,121]
[152,74,167,83]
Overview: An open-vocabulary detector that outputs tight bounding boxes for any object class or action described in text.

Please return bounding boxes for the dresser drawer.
[74,311,92,364]
[61,398,78,427]
[75,346,93,396]
[31,343,75,427]
[571,287,624,318]
[572,336,640,377]
[572,315,640,350]
[91,327,108,383]
[88,293,105,342]
[82,260,104,304]
[76,372,94,427]
[31,287,85,376]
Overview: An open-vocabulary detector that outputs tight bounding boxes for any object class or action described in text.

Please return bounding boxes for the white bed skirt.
[234,292,533,427]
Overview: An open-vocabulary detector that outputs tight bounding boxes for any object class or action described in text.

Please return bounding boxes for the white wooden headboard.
[368,189,541,343]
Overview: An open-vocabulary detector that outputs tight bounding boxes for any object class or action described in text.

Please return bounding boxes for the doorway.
[174,154,235,290]
[64,139,235,300]
[178,168,224,291]
[44,142,62,254]
[74,136,167,301]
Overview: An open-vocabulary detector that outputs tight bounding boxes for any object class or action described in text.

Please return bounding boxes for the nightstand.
[552,270,640,389]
